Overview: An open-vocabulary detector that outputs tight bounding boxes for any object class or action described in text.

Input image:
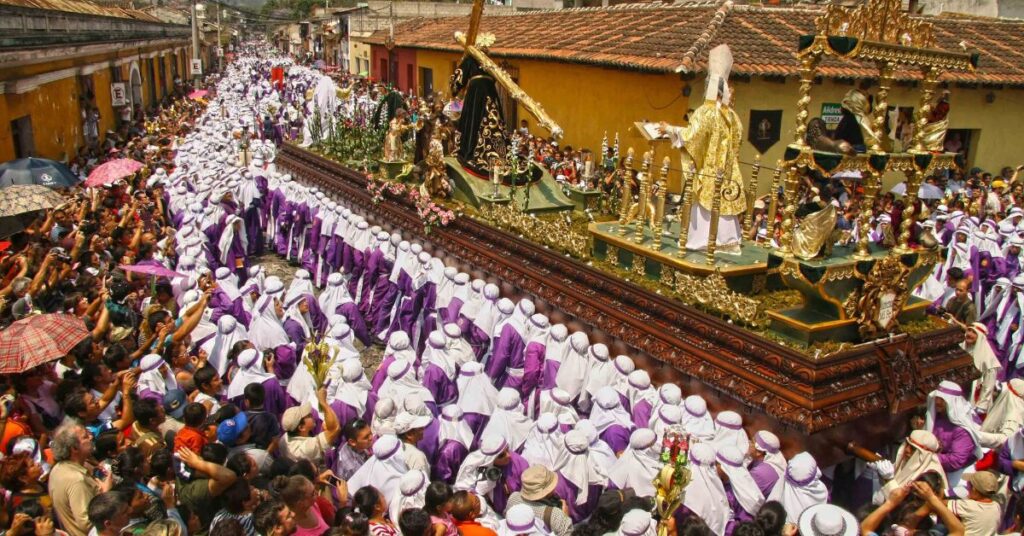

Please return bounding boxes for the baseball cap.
[966,470,1000,498]
[282,402,312,433]
[217,411,249,446]
[163,389,188,420]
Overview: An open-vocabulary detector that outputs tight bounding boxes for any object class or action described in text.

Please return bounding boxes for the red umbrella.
[84,158,144,187]
[118,263,185,279]
[0,313,89,374]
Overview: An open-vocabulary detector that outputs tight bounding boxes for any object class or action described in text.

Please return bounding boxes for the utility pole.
[191,0,201,82]
[217,5,222,72]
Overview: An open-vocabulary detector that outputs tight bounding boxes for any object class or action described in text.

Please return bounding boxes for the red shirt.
[173,426,207,453]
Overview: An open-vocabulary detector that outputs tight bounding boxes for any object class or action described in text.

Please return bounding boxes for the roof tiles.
[362,2,1024,86]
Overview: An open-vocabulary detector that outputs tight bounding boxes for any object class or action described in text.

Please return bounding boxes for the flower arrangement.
[653,431,692,536]
[366,178,409,206]
[409,189,457,234]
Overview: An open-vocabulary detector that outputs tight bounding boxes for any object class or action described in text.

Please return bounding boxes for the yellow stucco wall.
[413,48,1024,196]
[350,41,372,76]
[414,49,692,190]
[731,78,1024,194]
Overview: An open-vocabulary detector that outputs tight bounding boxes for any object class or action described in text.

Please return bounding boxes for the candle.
[585,159,594,178]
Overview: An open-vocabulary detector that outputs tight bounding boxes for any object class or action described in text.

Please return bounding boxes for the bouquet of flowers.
[367,179,387,205]
[409,189,457,234]
[653,431,692,536]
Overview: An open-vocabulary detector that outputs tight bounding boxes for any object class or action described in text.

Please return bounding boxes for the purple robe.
[335,301,371,346]
[272,345,298,381]
[370,354,396,394]
[522,340,545,402]
[347,248,367,300]
[489,452,529,514]
[300,214,322,275]
[440,297,464,326]
[932,415,978,472]
[632,401,653,431]
[369,279,401,339]
[209,290,251,327]
[599,425,631,454]
[749,461,781,498]
[283,318,311,350]
[230,377,289,417]
[554,474,601,523]
[243,203,264,256]
[420,363,458,407]
[486,324,527,389]
[432,440,468,484]
[417,417,441,464]
[724,485,756,535]
[220,235,249,276]
[359,251,390,317]
[540,360,561,391]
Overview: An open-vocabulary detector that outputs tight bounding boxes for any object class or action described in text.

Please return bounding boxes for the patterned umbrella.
[0,185,67,218]
[0,313,89,374]
[84,158,144,187]
[0,158,81,188]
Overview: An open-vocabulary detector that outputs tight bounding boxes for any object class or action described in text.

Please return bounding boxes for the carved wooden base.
[279,145,973,465]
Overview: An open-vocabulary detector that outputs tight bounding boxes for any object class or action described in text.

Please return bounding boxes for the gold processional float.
[585,0,978,345]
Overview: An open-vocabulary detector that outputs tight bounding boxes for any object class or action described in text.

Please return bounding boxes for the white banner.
[190,59,203,76]
[110,83,127,107]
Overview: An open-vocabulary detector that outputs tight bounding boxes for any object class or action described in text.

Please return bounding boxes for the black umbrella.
[0,158,81,188]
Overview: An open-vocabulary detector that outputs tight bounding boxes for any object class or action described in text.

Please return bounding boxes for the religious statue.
[791,189,838,260]
[420,138,451,199]
[450,47,510,176]
[660,45,745,254]
[834,89,885,152]
[918,90,950,153]
[383,109,416,162]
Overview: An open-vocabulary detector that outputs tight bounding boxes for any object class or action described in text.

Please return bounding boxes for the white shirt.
[402,442,429,472]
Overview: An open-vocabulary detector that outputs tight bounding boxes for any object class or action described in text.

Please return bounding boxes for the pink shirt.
[293,503,329,536]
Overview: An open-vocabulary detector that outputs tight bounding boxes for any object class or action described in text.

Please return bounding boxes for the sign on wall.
[190,59,203,76]
[821,103,843,130]
[748,109,783,154]
[110,83,128,107]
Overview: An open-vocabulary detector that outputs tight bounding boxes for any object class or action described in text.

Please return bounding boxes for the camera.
[477,465,502,482]
[50,247,71,263]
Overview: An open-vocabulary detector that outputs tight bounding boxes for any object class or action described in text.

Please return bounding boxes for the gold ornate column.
[634,151,653,244]
[793,55,821,147]
[776,165,800,257]
[895,169,921,253]
[911,66,940,153]
[870,61,895,153]
[706,170,725,265]
[677,165,696,256]
[744,155,761,235]
[618,148,635,236]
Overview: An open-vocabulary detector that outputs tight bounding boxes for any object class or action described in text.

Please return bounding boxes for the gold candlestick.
[853,170,881,260]
[895,169,923,253]
[706,169,725,265]
[618,148,635,236]
[766,164,783,239]
[652,156,669,251]
[744,155,762,235]
[776,166,800,257]
[792,55,821,147]
[677,165,696,256]
[870,61,895,153]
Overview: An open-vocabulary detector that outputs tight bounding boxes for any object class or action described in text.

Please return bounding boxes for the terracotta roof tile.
[362,1,1024,86]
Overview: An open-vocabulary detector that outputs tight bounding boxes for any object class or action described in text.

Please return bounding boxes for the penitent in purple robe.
[369,279,401,339]
[273,195,292,256]
[554,475,601,523]
[283,319,311,351]
[418,418,441,463]
[432,440,468,484]
[370,354,396,394]
[540,360,561,391]
[749,461,781,498]
[420,363,458,407]
[334,301,371,347]
[231,377,290,417]
[486,324,527,389]
[300,214,322,275]
[359,250,390,317]
[932,415,978,473]
[272,345,298,381]
[724,485,756,535]
[244,203,264,256]
[631,401,653,431]
[440,297,464,326]
[221,237,250,277]
[489,452,529,514]
[288,203,309,259]
[522,340,545,403]
[599,425,631,454]
[347,248,367,300]
[209,290,251,327]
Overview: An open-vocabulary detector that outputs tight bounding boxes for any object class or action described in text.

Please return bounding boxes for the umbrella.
[0,185,66,218]
[84,158,144,187]
[0,158,80,188]
[118,263,185,279]
[188,90,209,100]
[890,181,945,200]
[0,313,89,374]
